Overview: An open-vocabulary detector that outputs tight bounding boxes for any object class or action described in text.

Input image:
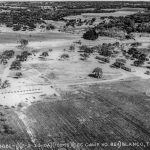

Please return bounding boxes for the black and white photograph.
[0,0,150,149]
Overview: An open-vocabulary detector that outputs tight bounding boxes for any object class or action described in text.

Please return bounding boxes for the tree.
[19,39,28,47]
[60,54,69,59]
[128,48,137,55]
[41,52,49,57]
[1,80,10,89]
[1,58,7,65]
[13,24,22,31]
[83,29,98,40]
[15,72,22,78]
[79,45,93,53]
[92,67,103,78]
[69,45,75,51]
[10,60,21,70]
[139,53,147,61]
[80,53,89,61]
[124,18,135,31]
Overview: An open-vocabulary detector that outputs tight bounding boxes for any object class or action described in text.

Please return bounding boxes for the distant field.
[102,7,145,12]
[0,32,79,44]
[82,11,137,17]
[65,9,139,20]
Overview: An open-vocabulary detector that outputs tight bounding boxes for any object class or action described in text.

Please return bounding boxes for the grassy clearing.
[82,11,137,17]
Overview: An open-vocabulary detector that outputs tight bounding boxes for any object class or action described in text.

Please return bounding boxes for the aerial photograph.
[0,0,150,149]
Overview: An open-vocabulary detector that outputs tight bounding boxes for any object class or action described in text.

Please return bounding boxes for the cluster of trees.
[1,1,150,32]
[46,24,55,30]
[16,51,31,62]
[129,13,150,24]
[98,43,115,57]
[95,13,150,35]
[0,50,15,65]
[65,17,96,28]
[78,42,119,60]
[111,61,125,68]
[0,6,90,31]
[111,58,126,68]
[1,50,14,59]
[0,9,45,31]
[95,56,110,63]
[111,60,131,72]
[0,2,150,34]
[79,45,95,60]
[0,6,92,30]
[95,17,135,34]
[130,42,142,47]
[83,29,98,40]
[79,45,94,53]
[127,47,149,66]
[82,17,137,40]
[10,60,21,70]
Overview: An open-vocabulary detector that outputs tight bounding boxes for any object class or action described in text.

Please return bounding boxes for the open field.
[82,11,138,17]
[101,7,145,11]
[0,31,150,149]
[1,1,150,150]
[22,79,150,150]
[64,8,140,20]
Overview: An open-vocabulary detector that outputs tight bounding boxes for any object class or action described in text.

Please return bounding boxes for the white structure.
[0,84,58,106]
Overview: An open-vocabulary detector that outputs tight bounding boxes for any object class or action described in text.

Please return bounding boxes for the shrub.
[46,24,55,30]
[10,60,21,70]
[79,45,94,53]
[19,39,28,47]
[60,54,69,59]
[69,45,75,51]
[133,60,144,67]
[131,42,142,47]
[116,58,126,64]
[80,53,89,60]
[13,24,22,31]
[83,29,98,40]
[0,80,10,89]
